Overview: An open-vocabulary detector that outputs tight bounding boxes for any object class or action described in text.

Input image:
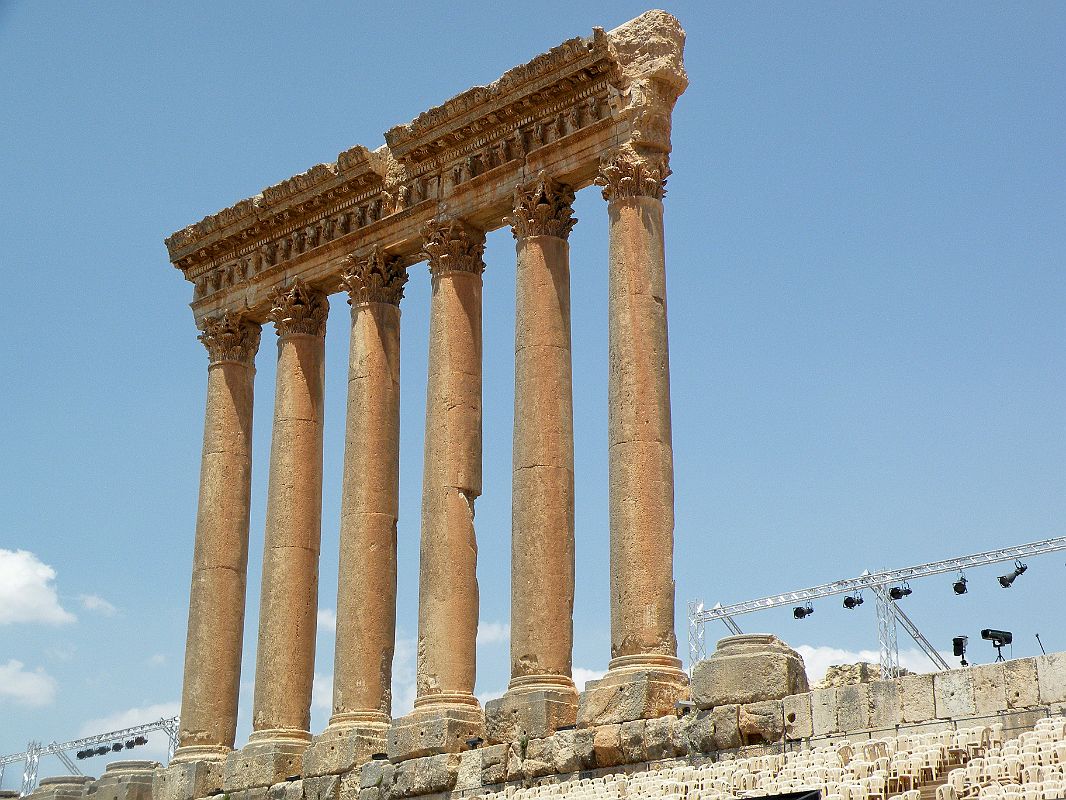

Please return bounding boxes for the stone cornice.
[507,171,577,240]
[421,220,486,277]
[268,279,329,338]
[198,311,261,365]
[341,246,408,307]
[164,10,686,325]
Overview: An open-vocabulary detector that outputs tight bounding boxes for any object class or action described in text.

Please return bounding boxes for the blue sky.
[1,0,1064,783]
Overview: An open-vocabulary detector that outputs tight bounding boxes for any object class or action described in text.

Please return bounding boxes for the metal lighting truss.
[688,536,1066,680]
[0,717,179,796]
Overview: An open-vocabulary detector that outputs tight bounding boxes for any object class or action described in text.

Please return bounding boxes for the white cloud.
[573,667,606,691]
[80,594,117,616]
[476,622,510,645]
[79,701,179,762]
[312,672,333,711]
[795,645,945,685]
[147,654,166,666]
[0,549,76,625]
[0,660,58,707]
[477,687,506,706]
[391,636,418,716]
[317,608,337,633]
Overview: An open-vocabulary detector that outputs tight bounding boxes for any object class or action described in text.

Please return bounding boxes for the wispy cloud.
[573,667,606,691]
[147,654,166,666]
[312,672,333,711]
[392,636,418,716]
[79,701,179,762]
[0,549,76,625]
[795,644,944,685]
[317,608,337,633]
[0,660,58,707]
[476,621,510,645]
[80,594,117,616]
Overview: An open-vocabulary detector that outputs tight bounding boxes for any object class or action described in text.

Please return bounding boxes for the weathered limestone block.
[505,743,523,780]
[868,680,901,729]
[389,754,458,799]
[1006,658,1039,708]
[302,775,341,800]
[154,760,223,800]
[738,700,784,745]
[592,724,623,767]
[577,669,689,727]
[305,727,386,777]
[783,693,813,740]
[645,714,685,759]
[899,673,936,723]
[620,719,647,763]
[679,710,715,754]
[92,761,160,800]
[811,688,838,736]
[223,741,307,791]
[691,635,809,709]
[29,776,93,800]
[934,669,977,718]
[836,684,871,732]
[972,663,1008,715]
[358,760,395,792]
[268,779,304,800]
[387,709,482,761]
[710,705,741,750]
[485,690,577,744]
[572,728,596,771]
[455,749,481,791]
[479,744,507,786]
[520,738,554,779]
[544,729,582,774]
[1037,653,1066,705]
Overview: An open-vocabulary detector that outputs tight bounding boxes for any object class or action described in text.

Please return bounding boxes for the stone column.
[486,173,578,743]
[578,148,687,727]
[225,279,328,790]
[174,312,260,764]
[305,249,407,777]
[388,220,486,761]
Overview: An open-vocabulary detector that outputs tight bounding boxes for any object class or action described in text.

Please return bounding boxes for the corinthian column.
[578,148,687,727]
[226,279,327,790]
[388,220,485,762]
[174,312,260,764]
[486,172,578,743]
[305,249,407,777]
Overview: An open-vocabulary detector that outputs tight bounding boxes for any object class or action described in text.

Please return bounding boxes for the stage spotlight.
[998,561,1027,588]
[953,575,968,595]
[889,583,912,600]
[95,746,108,756]
[134,736,148,746]
[982,628,1013,662]
[125,740,136,749]
[952,635,969,666]
[842,594,864,609]
[111,743,123,752]
[793,604,814,619]
[76,750,89,760]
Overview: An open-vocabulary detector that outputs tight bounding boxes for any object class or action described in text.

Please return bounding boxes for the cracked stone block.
[1037,653,1066,705]
[388,754,458,799]
[739,700,784,745]
[836,684,871,732]
[783,693,813,740]
[691,635,809,709]
[223,740,307,791]
[811,688,838,736]
[577,669,688,727]
[868,680,901,730]
[1005,658,1039,708]
[899,674,936,723]
[934,669,976,718]
[592,724,623,767]
[971,663,1008,715]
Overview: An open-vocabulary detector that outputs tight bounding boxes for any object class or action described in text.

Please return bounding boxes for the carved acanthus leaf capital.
[342,246,409,307]
[267,278,328,337]
[595,149,670,202]
[421,219,486,277]
[506,171,577,240]
[198,311,262,365]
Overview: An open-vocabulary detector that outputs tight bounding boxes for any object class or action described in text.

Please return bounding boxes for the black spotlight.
[134,736,148,746]
[843,594,864,609]
[95,746,109,756]
[998,561,1027,588]
[76,750,89,760]
[125,740,136,749]
[953,574,968,595]
[982,628,1013,662]
[952,635,969,666]
[889,583,912,600]
[111,743,123,752]
[793,604,814,619]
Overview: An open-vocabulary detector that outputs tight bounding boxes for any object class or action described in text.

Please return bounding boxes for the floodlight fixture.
[793,604,814,619]
[953,574,968,595]
[998,561,1027,588]
[842,593,864,609]
[982,628,1013,662]
[952,635,969,666]
[889,582,912,601]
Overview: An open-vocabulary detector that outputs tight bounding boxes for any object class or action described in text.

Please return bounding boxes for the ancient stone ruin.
[25,10,1066,800]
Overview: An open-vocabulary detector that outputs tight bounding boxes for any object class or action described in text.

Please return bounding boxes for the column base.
[577,654,689,727]
[222,730,311,791]
[169,744,230,764]
[387,697,484,763]
[303,715,389,777]
[484,675,578,744]
[154,759,224,800]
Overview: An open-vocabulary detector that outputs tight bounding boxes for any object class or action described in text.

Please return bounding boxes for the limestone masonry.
[31,10,1065,800]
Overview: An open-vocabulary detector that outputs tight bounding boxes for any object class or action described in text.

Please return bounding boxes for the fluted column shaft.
[330,250,407,734]
[250,280,328,744]
[415,220,485,710]
[175,314,260,762]
[598,151,682,674]
[509,176,577,687]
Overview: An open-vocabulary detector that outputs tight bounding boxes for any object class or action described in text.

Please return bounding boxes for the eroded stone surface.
[1006,658,1039,708]
[783,693,813,740]
[577,668,688,727]
[899,674,936,723]
[1037,653,1066,705]
[692,635,809,709]
[933,669,977,719]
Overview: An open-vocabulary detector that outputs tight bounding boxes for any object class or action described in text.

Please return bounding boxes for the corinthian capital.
[507,171,577,241]
[595,149,670,202]
[421,219,486,277]
[342,246,408,307]
[198,311,262,365]
[267,278,328,337]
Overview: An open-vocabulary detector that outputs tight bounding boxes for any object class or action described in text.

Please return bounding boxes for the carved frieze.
[421,220,486,277]
[268,279,329,338]
[198,311,262,365]
[507,171,577,240]
[595,149,669,202]
[341,246,408,307]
